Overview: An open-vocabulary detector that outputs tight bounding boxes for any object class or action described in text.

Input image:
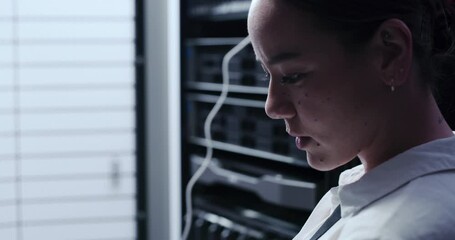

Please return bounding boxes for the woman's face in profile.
[248,0,386,170]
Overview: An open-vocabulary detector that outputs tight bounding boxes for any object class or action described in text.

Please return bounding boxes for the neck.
[359,90,454,172]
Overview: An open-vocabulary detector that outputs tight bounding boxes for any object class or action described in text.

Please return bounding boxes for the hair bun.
[428,0,455,54]
[429,0,455,128]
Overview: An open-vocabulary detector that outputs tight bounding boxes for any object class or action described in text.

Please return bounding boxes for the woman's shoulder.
[339,170,455,239]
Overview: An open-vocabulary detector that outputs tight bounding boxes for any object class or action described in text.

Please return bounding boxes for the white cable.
[181,36,251,240]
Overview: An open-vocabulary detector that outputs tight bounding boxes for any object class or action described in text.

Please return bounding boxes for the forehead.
[247,0,321,63]
[248,0,304,34]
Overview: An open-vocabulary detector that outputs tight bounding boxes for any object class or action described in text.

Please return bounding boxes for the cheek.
[291,69,375,128]
[295,89,365,136]
[293,89,337,121]
[317,92,376,152]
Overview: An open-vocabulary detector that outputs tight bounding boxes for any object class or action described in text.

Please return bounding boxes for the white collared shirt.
[294,134,455,240]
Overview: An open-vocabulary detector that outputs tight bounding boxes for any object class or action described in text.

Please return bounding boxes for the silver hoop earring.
[390,78,395,92]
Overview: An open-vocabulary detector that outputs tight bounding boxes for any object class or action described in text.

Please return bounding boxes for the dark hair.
[284,0,455,128]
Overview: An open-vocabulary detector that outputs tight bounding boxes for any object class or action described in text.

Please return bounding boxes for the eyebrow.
[258,51,302,65]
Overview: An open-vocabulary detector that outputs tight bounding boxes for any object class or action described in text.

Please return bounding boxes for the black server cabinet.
[181,1,355,239]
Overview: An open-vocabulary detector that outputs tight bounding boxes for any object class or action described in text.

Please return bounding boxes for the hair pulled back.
[284,0,455,127]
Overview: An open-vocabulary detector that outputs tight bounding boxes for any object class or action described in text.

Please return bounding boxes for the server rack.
[181,1,356,239]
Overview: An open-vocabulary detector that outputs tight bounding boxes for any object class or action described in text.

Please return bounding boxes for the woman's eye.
[280,72,307,85]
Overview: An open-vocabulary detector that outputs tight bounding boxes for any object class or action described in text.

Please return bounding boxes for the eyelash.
[280,73,307,85]
[262,71,310,85]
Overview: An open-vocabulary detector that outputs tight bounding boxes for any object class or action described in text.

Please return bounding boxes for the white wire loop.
[181,36,251,240]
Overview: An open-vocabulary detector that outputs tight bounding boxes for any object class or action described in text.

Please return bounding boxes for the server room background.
[2,0,454,240]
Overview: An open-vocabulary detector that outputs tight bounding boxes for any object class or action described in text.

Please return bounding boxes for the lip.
[295,136,312,150]
[287,130,304,138]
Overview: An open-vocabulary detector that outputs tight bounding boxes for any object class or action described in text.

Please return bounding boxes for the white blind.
[0,0,137,239]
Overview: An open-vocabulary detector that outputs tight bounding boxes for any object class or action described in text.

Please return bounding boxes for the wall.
[0,0,137,239]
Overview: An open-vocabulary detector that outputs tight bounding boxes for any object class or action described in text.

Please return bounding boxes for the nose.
[264,80,296,120]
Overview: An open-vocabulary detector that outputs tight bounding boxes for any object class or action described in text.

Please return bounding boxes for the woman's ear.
[369,19,413,90]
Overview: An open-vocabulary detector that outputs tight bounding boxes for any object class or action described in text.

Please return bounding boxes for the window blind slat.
[0,0,13,18]
[0,22,13,40]
[19,44,134,63]
[18,0,134,17]
[19,66,134,86]
[0,160,15,179]
[22,199,135,221]
[22,221,135,240]
[0,137,15,157]
[19,89,134,109]
[0,205,17,224]
[20,133,135,154]
[0,114,14,134]
[20,111,134,131]
[0,45,13,63]
[0,68,13,87]
[0,228,16,239]
[0,91,14,110]
[0,183,16,202]
[21,155,135,176]
[19,21,134,40]
[21,177,135,199]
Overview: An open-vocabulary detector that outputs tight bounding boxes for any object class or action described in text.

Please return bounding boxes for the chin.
[306,153,346,171]
[308,162,338,171]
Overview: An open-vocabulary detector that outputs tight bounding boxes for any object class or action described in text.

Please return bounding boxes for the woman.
[247,0,455,239]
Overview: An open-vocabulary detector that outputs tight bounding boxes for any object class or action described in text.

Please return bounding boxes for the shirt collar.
[337,134,455,217]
